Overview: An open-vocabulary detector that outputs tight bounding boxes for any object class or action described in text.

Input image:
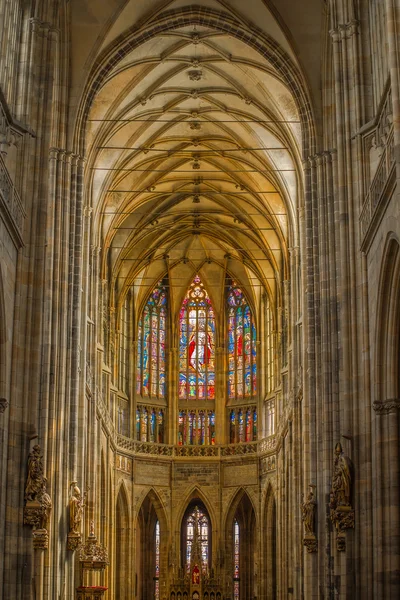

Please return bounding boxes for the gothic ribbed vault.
[80,1,309,316]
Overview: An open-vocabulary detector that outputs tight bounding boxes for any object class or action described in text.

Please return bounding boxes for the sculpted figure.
[38,477,52,529]
[25,445,44,501]
[69,482,86,534]
[332,442,352,506]
[301,489,316,535]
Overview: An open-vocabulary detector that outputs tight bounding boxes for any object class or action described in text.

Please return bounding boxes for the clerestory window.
[227,282,257,399]
[179,276,215,401]
[136,281,167,398]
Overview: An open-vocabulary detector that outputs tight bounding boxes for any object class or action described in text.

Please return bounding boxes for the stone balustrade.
[115,432,275,460]
[360,85,396,246]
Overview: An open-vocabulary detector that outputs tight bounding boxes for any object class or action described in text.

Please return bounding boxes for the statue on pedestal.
[24,445,52,550]
[330,442,354,551]
[68,482,88,551]
[332,442,352,506]
[301,486,317,552]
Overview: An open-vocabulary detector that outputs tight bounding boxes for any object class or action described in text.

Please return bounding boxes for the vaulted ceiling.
[75,0,321,316]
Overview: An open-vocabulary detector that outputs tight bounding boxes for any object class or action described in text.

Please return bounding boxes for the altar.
[169,509,223,600]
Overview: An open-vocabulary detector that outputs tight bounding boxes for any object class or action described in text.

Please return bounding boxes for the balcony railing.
[360,128,395,241]
[115,433,276,460]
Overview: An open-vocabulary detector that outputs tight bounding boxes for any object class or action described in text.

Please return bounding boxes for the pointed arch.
[136,488,169,600]
[76,6,315,161]
[175,486,216,532]
[225,488,257,600]
[264,483,277,600]
[99,450,106,542]
[227,280,257,402]
[176,486,217,573]
[178,274,216,402]
[136,278,168,399]
[181,502,211,573]
[375,234,400,402]
[135,487,169,532]
[224,487,258,536]
[115,483,131,599]
[0,263,7,403]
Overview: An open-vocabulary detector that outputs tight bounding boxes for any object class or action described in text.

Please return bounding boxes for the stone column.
[169,347,178,444]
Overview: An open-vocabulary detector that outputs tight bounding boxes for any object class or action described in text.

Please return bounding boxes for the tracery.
[179,276,215,401]
[136,281,167,398]
[183,504,210,574]
[227,283,257,400]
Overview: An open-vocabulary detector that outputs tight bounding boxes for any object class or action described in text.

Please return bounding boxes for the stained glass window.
[178,410,215,445]
[229,407,257,443]
[266,297,275,394]
[184,505,210,573]
[136,281,167,398]
[155,520,160,600]
[233,520,239,600]
[179,276,215,400]
[227,283,256,399]
[136,406,164,443]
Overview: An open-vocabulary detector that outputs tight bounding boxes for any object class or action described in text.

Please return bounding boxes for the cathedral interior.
[0,0,399,599]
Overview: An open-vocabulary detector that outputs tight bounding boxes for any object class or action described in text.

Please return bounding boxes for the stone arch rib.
[75,6,316,158]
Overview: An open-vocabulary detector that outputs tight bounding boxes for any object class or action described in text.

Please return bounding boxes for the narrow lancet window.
[136,281,167,398]
[227,283,257,399]
[233,519,239,600]
[155,520,160,600]
[184,505,210,574]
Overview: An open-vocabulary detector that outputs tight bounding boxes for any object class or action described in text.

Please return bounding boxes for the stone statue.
[37,477,52,529]
[24,446,52,549]
[69,482,86,534]
[330,442,355,551]
[301,489,316,535]
[25,445,44,501]
[332,442,352,506]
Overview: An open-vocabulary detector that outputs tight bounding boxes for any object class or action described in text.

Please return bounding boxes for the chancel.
[0,1,399,599]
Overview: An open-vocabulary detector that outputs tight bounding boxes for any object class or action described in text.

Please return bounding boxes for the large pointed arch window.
[227,283,257,399]
[179,276,215,400]
[136,281,167,398]
[182,503,210,574]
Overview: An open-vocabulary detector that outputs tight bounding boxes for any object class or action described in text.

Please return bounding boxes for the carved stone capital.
[24,500,44,529]
[303,534,318,553]
[373,398,400,414]
[329,28,341,43]
[336,531,346,552]
[330,505,355,551]
[67,531,82,551]
[0,397,8,413]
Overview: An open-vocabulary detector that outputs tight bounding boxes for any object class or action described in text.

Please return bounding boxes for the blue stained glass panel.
[179,276,215,403]
[137,281,168,400]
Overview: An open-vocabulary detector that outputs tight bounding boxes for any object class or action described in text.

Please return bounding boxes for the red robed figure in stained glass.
[188,331,212,369]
